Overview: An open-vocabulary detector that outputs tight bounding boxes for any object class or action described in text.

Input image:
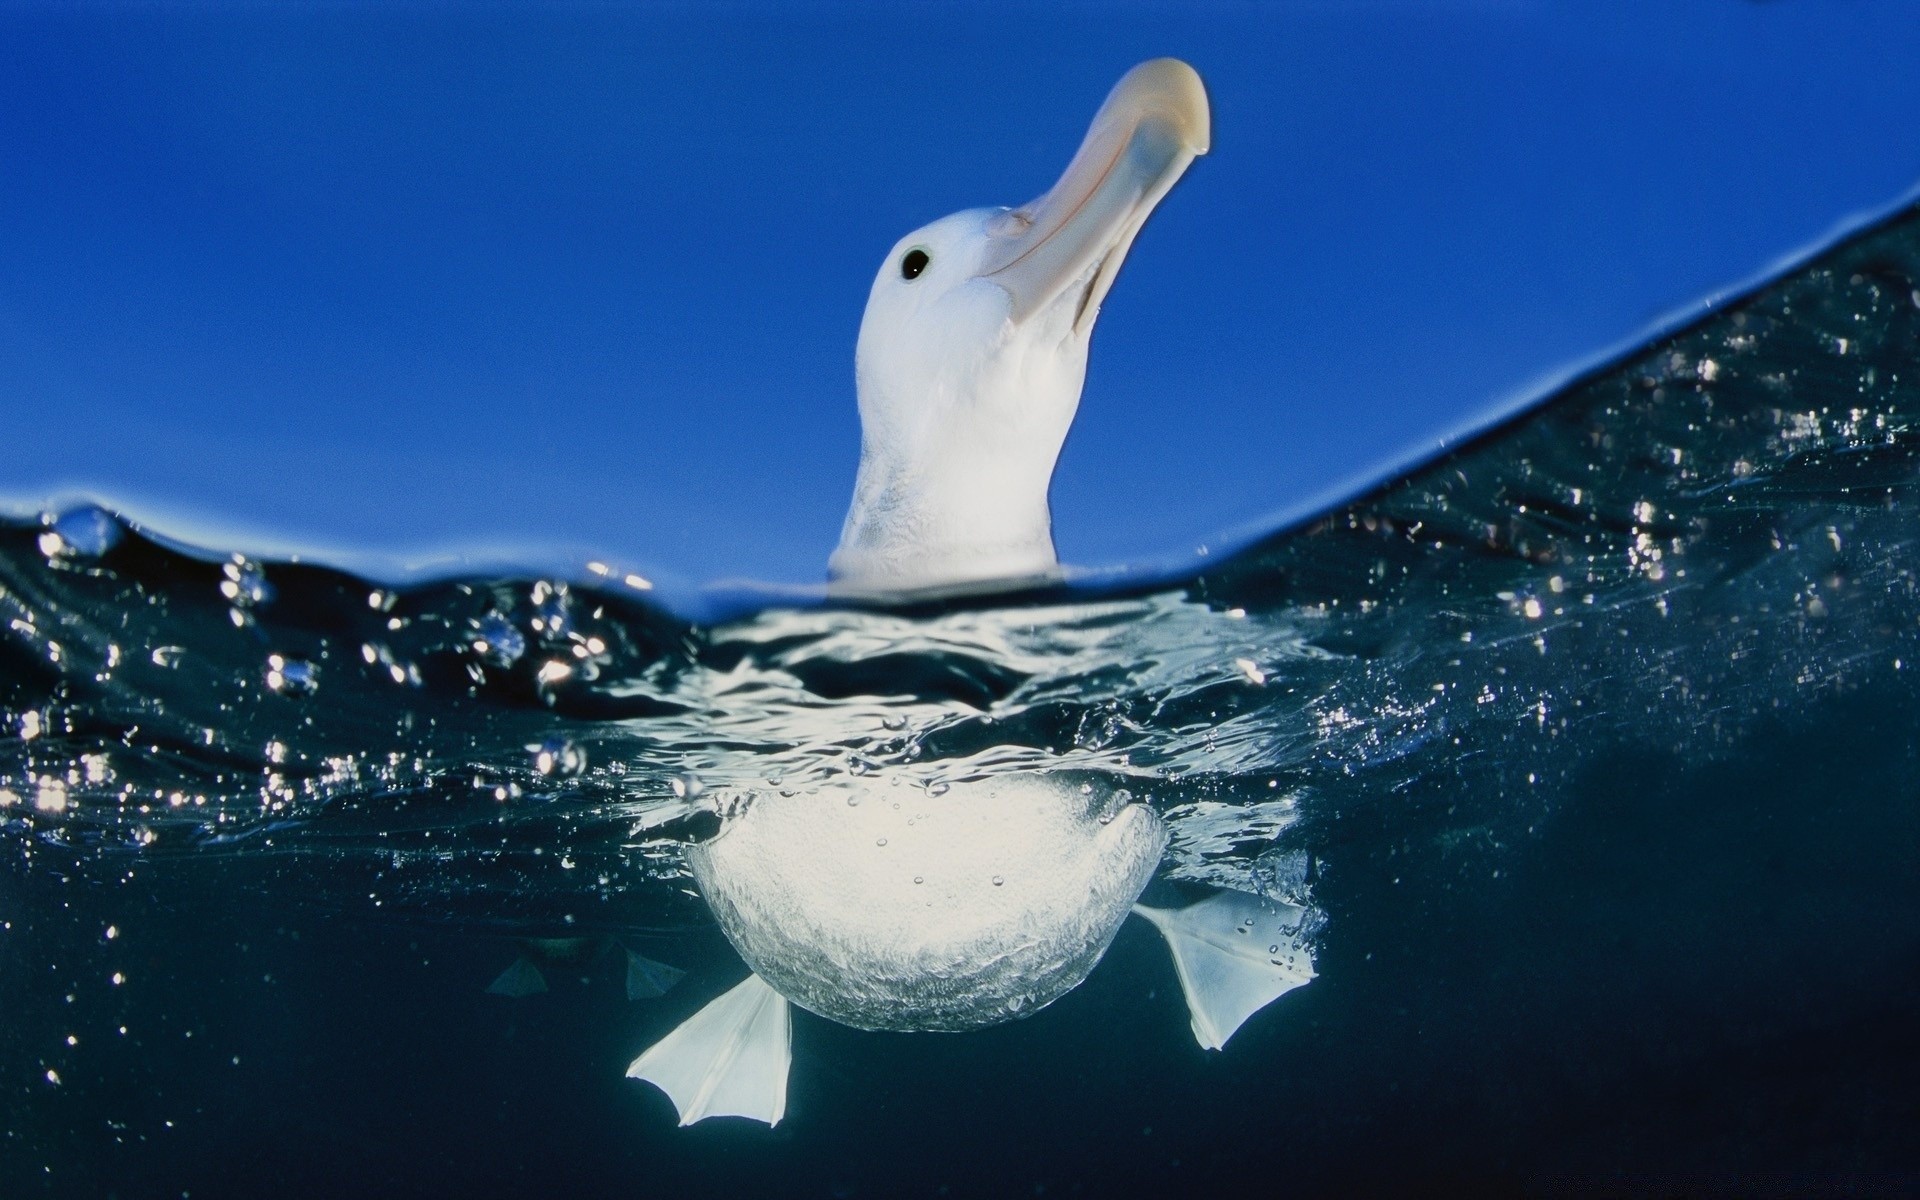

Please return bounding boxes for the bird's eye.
[900,249,930,280]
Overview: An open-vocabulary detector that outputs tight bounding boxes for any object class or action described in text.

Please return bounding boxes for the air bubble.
[532,586,572,640]
[471,614,526,667]
[264,655,317,696]
[44,507,123,559]
[220,558,274,608]
[530,738,586,778]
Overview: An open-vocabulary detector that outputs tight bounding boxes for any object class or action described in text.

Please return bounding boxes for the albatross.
[829,57,1210,594]
[627,59,1316,1128]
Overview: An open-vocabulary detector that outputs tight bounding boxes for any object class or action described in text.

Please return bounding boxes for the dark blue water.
[5,204,1920,1196]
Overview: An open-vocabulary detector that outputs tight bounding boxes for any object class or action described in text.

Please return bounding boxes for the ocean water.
[5,204,1920,1197]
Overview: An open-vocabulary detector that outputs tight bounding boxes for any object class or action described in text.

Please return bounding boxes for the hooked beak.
[977,58,1210,333]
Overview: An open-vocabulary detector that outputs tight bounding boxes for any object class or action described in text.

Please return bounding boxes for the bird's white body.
[690,776,1168,1032]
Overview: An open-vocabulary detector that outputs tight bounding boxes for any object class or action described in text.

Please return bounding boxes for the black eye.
[900,248,930,280]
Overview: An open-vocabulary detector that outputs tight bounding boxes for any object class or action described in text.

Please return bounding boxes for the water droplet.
[264,654,317,696]
[470,614,526,667]
[219,558,274,608]
[912,876,923,885]
[845,794,860,807]
[1268,944,1280,954]
[926,781,949,797]
[848,757,872,776]
[45,507,123,558]
[875,837,888,847]
[530,737,586,778]
[534,589,572,640]
[991,875,1004,886]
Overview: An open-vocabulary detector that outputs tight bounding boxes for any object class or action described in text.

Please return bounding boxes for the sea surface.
[5,204,1920,1197]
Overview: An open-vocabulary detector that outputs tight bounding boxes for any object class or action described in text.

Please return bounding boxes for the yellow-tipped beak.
[976,58,1210,331]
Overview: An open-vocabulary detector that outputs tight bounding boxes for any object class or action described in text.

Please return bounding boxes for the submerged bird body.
[690,777,1167,1031]
[629,60,1318,1129]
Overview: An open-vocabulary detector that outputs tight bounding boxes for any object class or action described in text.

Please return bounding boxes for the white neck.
[830,286,1090,593]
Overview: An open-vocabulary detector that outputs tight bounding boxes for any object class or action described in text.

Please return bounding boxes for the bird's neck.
[829,434,1060,592]
[832,315,1090,593]
[830,367,1083,592]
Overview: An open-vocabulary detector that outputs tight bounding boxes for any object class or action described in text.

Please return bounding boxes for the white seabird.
[829,57,1211,594]
[628,60,1316,1128]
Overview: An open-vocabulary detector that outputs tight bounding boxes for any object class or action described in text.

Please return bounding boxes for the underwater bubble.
[220,558,274,608]
[848,757,872,776]
[34,778,69,813]
[926,781,949,797]
[530,738,586,778]
[531,583,572,639]
[264,655,317,696]
[43,507,123,558]
[1074,708,1125,750]
[470,613,526,667]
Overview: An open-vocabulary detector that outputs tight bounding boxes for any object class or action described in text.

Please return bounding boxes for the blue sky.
[4,2,1919,588]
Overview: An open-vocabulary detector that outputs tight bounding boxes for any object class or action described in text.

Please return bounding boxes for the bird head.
[831,59,1211,593]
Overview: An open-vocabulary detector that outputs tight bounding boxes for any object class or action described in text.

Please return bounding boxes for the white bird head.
[830,59,1211,593]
